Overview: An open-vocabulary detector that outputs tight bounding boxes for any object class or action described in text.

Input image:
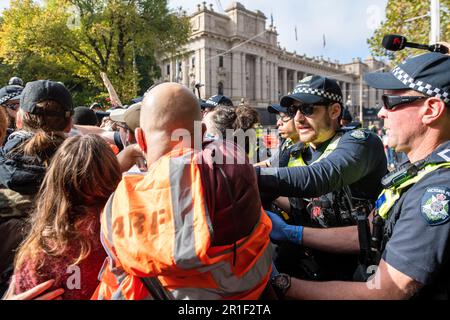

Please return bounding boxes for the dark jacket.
[0,131,45,295]
[0,131,46,195]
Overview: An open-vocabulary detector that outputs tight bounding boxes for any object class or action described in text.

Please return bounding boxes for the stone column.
[210,48,217,97]
[230,52,234,98]
[195,49,202,91]
[282,68,288,96]
[255,56,261,101]
[342,82,347,105]
[261,57,268,101]
[274,64,279,102]
[199,48,207,98]
[183,57,189,87]
[241,53,246,100]
[293,70,298,90]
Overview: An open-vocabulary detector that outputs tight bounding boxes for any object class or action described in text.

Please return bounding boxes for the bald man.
[137,83,202,165]
[93,83,273,300]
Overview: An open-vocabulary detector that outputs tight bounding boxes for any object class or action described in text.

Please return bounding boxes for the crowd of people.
[0,49,449,300]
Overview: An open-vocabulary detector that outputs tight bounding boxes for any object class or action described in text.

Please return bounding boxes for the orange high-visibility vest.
[92,147,272,300]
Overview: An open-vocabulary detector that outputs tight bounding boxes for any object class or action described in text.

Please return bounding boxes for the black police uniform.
[373,141,450,299]
[258,128,387,280]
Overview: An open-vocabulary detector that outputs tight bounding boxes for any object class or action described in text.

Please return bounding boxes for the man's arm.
[258,132,386,198]
[116,144,146,173]
[302,226,359,254]
[73,125,115,144]
[268,210,361,254]
[286,259,422,300]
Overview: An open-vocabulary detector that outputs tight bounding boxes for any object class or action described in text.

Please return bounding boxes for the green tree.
[368,0,450,64]
[0,0,191,104]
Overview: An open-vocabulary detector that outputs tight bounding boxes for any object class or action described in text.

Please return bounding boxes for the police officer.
[8,77,24,87]
[0,84,23,135]
[270,52,450,300]
[257,75,387,281]
[258,104,299,168]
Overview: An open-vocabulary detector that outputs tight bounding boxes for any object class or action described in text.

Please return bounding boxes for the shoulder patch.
[421,186,450,226]
[350,130,368,140]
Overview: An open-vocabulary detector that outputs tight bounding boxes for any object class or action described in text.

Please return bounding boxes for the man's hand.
[117,144,147,173]
[437,42,450,55]
[3,276,64,300]
[266,211,303,245]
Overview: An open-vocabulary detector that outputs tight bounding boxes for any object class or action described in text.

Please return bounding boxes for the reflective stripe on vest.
[94,148,272,300]
[287,133,342,168]
[375,163,450,219]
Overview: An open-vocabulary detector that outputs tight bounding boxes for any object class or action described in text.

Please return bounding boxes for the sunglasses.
[276,114,292,123]
[381,95,428,110]
[286,104,319,118]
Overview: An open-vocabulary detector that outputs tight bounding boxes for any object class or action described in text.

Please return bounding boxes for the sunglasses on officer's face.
[381,95,428,110]
[286,104,319,118]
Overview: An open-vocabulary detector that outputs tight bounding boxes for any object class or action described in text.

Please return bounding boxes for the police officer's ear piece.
[135,127,147,154]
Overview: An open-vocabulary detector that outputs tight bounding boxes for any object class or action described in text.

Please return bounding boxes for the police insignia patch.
[421,187,450,225]
[350,130,367,140]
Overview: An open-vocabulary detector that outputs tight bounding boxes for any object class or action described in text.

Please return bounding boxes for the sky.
[0,0,389,63]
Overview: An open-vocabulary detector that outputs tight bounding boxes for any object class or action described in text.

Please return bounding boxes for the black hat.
[0,85,23,105]
[365,52,450,105]
[72,107,98,126]
[202,95,234,109]
[341,108,353,121]
[280,75,343,107]
[267,104,287,114]
[94,111,110,124]
[20,80,73,118]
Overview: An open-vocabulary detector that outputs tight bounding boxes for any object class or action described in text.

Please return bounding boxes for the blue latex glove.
[266,210,303,245]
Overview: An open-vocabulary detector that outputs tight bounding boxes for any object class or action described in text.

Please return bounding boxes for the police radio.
[381,159,427,189]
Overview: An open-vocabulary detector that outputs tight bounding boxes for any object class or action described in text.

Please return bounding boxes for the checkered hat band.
[391,66,450,104]
[0,93,19,105]
[291,87,343,103]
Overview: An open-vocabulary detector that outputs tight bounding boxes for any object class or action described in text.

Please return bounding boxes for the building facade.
[160,2,387,122]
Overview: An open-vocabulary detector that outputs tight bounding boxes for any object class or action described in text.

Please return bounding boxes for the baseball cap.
[72,106,98,126]
[267,104,287,114]
[20,80,73,118]
[364,52,450,105]
[109,102,141,132]
[0,85,23,105]
[202,95,234,109]
[280,75,343,107]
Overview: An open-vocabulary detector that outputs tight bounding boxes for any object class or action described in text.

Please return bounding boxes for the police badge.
[421,187,450,225]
